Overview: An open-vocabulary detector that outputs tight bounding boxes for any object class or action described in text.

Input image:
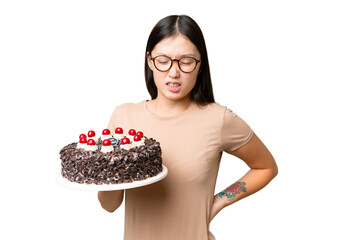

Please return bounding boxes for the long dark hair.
[144,15,215,105]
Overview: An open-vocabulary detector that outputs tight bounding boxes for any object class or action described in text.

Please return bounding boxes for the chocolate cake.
[59,129,163,185]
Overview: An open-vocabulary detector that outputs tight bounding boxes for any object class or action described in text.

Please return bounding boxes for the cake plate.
[56,165,168,191]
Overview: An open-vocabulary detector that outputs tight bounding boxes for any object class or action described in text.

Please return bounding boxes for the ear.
[146,52,154,71]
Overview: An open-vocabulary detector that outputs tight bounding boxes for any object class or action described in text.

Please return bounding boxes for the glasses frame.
[149,54,201,73]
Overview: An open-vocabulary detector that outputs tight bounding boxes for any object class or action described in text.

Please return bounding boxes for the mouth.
[167,83,181,88]
[166,82,182,92]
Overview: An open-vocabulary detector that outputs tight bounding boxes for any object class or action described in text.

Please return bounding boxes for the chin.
[161,92,190,102]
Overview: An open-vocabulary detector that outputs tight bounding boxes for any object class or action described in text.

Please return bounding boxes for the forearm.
[220,168,277,204]
[98,190,124,212]
[211,168,277,220]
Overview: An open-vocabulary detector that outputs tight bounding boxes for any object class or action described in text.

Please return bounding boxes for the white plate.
[56,165,168,191]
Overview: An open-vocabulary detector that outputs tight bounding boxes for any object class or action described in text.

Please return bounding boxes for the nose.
[168,60,180,78]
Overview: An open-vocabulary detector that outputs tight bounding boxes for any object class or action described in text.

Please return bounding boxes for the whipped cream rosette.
[77,135,87,149]
[101,139,114,153]
[120,137,132,150]
[132,133,145,147]
[114,127,126,140]
[100,128,113,140]
[85,139,98,151]
[87,130,100,141]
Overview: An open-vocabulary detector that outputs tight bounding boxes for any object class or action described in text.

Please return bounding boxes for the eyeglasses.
[149,55,201,73]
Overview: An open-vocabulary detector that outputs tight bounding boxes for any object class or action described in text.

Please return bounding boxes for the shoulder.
[196,102,237,120]
[112,101,145,114]
[196,102,227,114]
[109,101,145,123]
[204,102,251,133]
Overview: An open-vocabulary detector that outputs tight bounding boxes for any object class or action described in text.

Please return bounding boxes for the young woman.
[98,15,278,240]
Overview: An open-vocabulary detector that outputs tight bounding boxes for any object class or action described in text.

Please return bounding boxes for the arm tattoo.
[219,182,247,201]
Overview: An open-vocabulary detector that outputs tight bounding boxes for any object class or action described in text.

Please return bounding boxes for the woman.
[98,15,278,240]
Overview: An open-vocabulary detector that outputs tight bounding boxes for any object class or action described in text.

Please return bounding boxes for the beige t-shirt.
[108,100,253,240]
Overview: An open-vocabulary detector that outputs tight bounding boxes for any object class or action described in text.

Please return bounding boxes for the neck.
[148,97,194,117]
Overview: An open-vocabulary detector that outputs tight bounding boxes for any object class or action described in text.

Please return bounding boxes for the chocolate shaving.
[59,137,163,184]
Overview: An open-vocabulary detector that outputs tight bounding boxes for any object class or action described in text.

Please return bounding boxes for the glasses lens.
[154,56,172,71]
[179,57,196,73]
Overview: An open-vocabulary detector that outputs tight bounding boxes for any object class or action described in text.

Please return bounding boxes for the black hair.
[144,15,215,105]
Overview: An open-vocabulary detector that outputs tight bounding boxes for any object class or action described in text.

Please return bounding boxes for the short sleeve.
[221,108,253,153]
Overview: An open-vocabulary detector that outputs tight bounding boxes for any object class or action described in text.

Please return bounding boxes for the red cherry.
[88,130,96,137]
[79,134,87,139]
[121,137,130,145]
[87,139,96,145]
[102,139,111,146]
[79,138,87,144]
[128,129,136,136]
[115,127,123,134]
[134,135,141,142]
[136,131,143,138]
[102,129,110,135]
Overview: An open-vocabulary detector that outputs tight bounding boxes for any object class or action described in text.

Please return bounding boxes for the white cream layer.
[101,145,114,153]
[85,144,98,151]
[120,144,132,150]
[77,143,87,149]
[100,134,112,140]
[120,140,145,150]
[128,135,137,142]
[132,140,145,147]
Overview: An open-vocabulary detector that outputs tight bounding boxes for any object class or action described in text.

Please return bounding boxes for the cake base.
[56,165,168,191]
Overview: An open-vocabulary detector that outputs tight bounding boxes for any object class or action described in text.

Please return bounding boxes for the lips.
[167,83,180,87]
[166,81,181,93]
[166,81,181,86]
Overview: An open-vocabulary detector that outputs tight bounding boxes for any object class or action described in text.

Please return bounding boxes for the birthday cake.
[59,128,163,185]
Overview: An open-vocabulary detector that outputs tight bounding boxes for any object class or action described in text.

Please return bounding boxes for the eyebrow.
[152,53,198,58]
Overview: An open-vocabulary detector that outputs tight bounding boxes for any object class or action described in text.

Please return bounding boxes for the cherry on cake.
[59,128,162,184]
